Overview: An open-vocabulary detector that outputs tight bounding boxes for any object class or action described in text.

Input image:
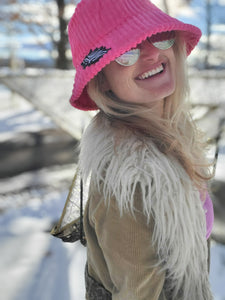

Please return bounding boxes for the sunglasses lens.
[115,49,140,66]
[152,39,175,50]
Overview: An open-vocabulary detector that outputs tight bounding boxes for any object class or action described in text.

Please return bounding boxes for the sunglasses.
[115,31,175,67]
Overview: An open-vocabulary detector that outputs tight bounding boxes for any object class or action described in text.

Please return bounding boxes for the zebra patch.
[81,46,111,69]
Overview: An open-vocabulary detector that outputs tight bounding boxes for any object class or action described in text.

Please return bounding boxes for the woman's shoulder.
[79,113,186,181]
[80,114,157,164]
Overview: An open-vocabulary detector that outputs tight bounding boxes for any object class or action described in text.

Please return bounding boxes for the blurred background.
[0,0,225,299]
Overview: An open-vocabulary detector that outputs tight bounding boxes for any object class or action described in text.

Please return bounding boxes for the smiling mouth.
[137,64,165,80]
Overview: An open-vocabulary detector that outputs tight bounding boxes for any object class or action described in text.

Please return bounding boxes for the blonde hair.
[87,33,213,189]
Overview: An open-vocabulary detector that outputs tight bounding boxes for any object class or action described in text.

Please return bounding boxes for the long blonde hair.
[87,33,213,189]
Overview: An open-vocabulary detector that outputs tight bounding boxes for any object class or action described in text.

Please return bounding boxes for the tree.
[0,0,75,69]
[161,0,192,15]
[55,0,68,69]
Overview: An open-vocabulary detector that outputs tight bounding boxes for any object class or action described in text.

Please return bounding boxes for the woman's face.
[103,38,177,113]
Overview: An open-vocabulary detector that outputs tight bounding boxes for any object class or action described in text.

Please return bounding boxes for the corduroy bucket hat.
[68,0,201,111]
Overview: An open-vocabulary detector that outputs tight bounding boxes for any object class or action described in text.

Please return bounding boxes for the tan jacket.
[84,183,167,300]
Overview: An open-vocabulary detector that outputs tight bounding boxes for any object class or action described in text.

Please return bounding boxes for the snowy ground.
[0,86,87,300]
[0,82,225,300]
[0,173,87,300]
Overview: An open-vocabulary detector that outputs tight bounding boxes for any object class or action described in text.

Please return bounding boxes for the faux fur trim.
[79,114,213,300]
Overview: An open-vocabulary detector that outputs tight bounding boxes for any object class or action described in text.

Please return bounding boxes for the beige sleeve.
[91,192,167,300]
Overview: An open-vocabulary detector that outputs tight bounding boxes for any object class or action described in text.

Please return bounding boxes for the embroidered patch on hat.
[81,46,111,69]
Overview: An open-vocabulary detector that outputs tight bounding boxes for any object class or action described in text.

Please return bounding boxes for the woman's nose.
[139,39,160,62]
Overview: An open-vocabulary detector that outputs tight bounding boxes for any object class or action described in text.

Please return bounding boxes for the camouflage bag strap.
[51,168,88,246]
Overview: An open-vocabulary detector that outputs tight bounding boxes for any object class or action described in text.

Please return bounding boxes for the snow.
[0,195,86,300]
[0,163,87,300]
[0,85,87,299]
[0,83,55,142]
[210,243,225,300]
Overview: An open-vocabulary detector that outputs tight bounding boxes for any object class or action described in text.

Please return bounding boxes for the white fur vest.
[79,113,213,300]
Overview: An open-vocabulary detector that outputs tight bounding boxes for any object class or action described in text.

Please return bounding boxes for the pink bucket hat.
[68,0,202,111]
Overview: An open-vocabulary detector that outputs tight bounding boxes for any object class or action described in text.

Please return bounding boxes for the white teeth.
[139,64,164,80]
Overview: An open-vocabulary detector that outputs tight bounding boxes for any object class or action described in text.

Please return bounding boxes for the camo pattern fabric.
[85,264,112,300]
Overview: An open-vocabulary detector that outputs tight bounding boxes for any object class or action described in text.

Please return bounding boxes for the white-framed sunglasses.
[115,31,175,67]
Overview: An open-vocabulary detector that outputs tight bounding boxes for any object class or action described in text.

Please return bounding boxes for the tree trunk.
[56,0,68,69]
[205,0,212,68]
[163,0,169,13]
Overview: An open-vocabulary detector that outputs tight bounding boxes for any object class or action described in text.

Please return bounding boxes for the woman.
[68,0,214,299]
